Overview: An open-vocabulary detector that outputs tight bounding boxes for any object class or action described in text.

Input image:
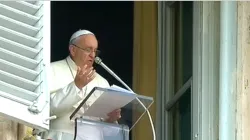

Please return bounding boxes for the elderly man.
[42,29,121,140]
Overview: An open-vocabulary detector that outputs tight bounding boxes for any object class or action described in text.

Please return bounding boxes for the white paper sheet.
[82,85,136,119]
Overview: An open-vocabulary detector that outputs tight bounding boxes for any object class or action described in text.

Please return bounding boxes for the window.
[157,1,193,140]
[165,2,193,140]
[0,1,50,130]
[157,2,221,140]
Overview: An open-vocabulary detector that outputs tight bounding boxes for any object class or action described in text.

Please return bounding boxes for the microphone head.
[94,57,102,65]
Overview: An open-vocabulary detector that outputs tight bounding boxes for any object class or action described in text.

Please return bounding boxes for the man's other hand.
[105,109,121,123]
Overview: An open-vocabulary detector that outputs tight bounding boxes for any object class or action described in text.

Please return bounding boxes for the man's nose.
[89,51,95,58]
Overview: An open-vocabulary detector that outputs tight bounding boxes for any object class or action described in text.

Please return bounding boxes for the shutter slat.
[0,1,40,15]
[25,1,37,5]
[0,37,39,59]
[0,90,32,106]
[0,47,39,69]
[0,26,40,47]
[0,70,39,91]
[0,81,38,103]
[0,3,39,26]
[0,14,40,37]
[0,59,39,81]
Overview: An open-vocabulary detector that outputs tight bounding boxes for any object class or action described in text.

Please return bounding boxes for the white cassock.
[42,56,110,140]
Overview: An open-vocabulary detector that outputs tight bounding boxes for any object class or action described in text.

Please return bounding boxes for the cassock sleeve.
[50,81,86,117]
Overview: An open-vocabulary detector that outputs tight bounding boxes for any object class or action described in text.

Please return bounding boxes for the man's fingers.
[108,109,121,116]
[116,109,121,112]
[77,66,85,76]
[106,109,122,122]
[76,66,81,75]
[77,65,91,77]
[88,70,96,79]
[85,67,94,75]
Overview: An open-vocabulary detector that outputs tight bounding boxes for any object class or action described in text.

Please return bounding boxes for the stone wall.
[236,2,250,140]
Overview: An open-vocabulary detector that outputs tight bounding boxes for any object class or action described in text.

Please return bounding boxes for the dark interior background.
[51,1,134,137]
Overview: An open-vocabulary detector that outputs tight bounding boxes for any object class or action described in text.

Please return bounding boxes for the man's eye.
[86,48,92,52]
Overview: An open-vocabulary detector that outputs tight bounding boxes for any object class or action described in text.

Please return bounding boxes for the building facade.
[0,1,249,140]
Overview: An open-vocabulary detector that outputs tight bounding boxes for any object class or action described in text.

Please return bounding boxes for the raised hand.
[74,65,96,89]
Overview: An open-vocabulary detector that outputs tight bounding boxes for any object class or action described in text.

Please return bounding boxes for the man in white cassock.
[42,30,121,140]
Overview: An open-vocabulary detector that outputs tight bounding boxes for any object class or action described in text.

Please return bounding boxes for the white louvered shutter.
[0,1,50,130]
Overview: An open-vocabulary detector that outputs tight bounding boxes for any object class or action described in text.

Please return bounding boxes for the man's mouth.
[88,59,94,63]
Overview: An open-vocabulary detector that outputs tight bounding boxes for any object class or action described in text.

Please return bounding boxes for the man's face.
[69,34,99,68]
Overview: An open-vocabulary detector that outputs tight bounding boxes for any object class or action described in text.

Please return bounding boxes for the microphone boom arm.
[98,62,133,91]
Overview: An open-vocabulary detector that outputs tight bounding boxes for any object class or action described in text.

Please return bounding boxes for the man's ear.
[69,45,76,56]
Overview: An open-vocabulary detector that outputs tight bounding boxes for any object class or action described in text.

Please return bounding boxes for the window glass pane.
[173,1,193,93]
[170,87,191,140]
[182,1,193,83]
[168,1,193,140]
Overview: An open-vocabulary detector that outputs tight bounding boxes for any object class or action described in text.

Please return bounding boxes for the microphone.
[94,57,156,140]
